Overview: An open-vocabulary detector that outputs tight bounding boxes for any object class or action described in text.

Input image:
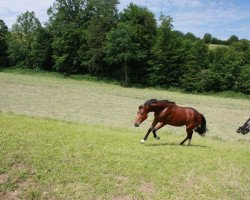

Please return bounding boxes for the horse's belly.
[168,120,186,127]
[159,117,187,126]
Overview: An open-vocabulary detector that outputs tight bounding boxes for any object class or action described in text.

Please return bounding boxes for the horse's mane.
[144,99,175,106]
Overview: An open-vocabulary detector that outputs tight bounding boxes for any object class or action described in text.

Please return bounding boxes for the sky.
[0,0,250,40]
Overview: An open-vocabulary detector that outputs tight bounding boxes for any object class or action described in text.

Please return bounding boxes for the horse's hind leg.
[180,128,193,145]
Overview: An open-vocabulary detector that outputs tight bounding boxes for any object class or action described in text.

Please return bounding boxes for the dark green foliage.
[105,22,139,85]
[8,11,41,68]
[79,0,119,75]
[0,19,9,68]
[203,33,212,44]
[48,0,119,75]
[227,35,239,45]
[236,65,250,94]
[48,0,88,74]
[119,3,157,84]
[185,32,197,42]
[51,24,83,73]
[2,2,249,95]
[148,16,187,88]
[105,3,156,85]
[31,27,53,70]
[181,40,209,92]
[203,47,244,92]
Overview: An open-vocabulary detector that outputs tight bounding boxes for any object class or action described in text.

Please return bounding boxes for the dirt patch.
[0,163,36,200]
[0,177,34,200]
[138,180,155,194]
[0,173,9,184]
[11,162,36,176]
[116,175,129,183]
[111,194,133,200]
[11,162,31,170]
[1,190,20,200]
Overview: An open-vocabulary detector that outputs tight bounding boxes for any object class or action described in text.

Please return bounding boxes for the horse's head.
[236,118,250,135]
[236,126,249,135]
[134,104,149,127]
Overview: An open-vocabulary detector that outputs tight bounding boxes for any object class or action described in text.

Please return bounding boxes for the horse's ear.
[139,105,143,109]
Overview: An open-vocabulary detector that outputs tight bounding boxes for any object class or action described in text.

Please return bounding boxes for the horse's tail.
[195,114,207,135]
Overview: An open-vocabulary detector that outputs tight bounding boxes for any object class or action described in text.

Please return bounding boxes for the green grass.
[0,113,249,199]
[0,70,250,199]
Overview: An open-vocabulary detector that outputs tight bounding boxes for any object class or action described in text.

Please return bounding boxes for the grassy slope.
[0,71,249,141]
[208,44,229,50]
[0,71,250,199]
[0,113,249,199]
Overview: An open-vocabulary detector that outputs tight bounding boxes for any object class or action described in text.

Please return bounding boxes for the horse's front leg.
[152,122,166,140]
[141,119,158,144]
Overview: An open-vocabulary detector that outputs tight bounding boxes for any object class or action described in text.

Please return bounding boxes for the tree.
[203,47,243,92]
[48,0,90,74]
[0,19,9,68]
[119,3,157,83]
[79,0,119,75]
[31,26,53,70]
[227,35,239,45]
[231,39,250,65]
[203,33,212,44]
[105,22,139,85]
[181,39,209,92]
[185,32,197,42]
[105,3,157,84]
[8,11,41,67]
[236,64,250,94]
[231,40,250,94]
[48,0,119,74]
[148,15,187,88]
[48,0,89,26]
[52,24,83,73]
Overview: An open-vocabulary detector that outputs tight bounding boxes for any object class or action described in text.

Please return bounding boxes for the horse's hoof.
[140,139,145,144]
[156,136,160,140]
[179,142,184,145]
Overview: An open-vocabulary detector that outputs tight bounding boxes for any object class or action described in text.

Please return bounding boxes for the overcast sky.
[1,0,250,40]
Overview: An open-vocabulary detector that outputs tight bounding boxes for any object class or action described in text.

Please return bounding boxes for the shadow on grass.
[145,142,208,148]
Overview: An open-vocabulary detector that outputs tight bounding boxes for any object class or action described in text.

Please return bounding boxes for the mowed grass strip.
[0,71,249,141]
[0,113,249,199]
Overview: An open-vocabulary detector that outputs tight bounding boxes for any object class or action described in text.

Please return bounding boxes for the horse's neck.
[148,103,174,112]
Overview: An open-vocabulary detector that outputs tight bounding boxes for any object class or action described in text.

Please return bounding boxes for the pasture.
[208,44,229,50]
[0,71,250,199]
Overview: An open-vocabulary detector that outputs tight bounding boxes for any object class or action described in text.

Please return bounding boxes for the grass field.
[0,71,250,199]
[208,44,229,50]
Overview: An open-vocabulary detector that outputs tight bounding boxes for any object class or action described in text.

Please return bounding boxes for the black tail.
[194,114,207,135]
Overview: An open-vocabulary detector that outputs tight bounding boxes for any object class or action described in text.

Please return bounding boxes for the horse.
[236,118,250,135]
[134,99,207,145]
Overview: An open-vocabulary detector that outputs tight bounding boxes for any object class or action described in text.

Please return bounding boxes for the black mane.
[144,99,175,106]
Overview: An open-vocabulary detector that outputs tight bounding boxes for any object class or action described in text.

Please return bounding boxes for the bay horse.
[134,99,207,145]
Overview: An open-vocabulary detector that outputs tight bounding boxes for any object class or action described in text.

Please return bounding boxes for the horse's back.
[166,105,201,126]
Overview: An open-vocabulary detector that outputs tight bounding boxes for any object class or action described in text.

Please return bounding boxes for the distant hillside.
[208,44,229,50]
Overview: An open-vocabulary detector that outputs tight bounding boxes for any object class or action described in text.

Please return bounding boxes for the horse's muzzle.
[134,123,139,127]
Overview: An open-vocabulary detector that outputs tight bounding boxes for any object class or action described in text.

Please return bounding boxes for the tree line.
[0,0,249,94]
